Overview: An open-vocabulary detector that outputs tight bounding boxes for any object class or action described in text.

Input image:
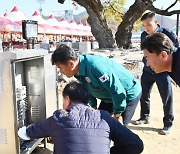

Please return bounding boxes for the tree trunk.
[115,0,152,49]
[75,0,115,48]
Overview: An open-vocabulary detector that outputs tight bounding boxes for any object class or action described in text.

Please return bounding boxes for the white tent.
[77,21,92,36]
[7,6,28,25]
[46,15,71,35]
[0,17,21,33]
[59,17,71,28]
[83,21,92,36]
[31,11,57,34]
[3,12,8,17]
[69,19,83,36]
[46,15,61,27]
[31,11,47,25]
[59,17,74,35]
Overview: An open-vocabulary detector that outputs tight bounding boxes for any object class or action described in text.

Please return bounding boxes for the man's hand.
[92,106,97,110]
[113,114,123,123]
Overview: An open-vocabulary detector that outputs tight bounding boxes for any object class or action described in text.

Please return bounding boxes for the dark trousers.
[140,71,174,127]
[99,93,141,126]
[110,145,143,154]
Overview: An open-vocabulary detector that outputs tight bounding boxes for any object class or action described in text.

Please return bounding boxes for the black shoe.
[134,118,150,125]
[159,126,172,135]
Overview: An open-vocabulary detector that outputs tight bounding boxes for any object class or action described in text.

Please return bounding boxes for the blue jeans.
[140,71,174,127]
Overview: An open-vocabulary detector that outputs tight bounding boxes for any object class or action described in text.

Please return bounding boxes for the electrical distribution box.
[0,49,58,154]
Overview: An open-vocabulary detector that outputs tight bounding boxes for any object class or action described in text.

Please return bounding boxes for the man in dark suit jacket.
[142,32,180,87]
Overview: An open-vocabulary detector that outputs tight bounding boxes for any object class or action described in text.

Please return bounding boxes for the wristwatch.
[114,113,121,118]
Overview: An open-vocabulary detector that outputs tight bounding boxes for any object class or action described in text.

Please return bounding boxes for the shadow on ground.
[128,122,161,133]
[32,147,53,154]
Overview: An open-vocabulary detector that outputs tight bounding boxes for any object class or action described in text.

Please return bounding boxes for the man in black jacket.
[18,81,144,154]
[142,32,180,87]
[134,12,179,135]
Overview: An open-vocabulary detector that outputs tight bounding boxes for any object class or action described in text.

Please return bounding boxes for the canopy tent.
[46,15,72,35]
[0,17,21,33]
[83,22,92,36]
[59,17,71,28]
[31,11,57,34]
[46,15,61,27]
[0,17,22,51]
[83,22,91,31]
[77,21,87,36]
[59,17,75,35]
[7,6,28,25]
[3,12,8,17]
[77,21,92,36]
[0,5,93,44]
[69,19,83,36]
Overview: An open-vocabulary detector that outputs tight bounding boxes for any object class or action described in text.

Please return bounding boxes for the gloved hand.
[18,126,30,140]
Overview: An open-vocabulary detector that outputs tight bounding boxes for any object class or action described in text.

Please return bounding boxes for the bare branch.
[150,5,180,16]
[103,1,124,17]
[109,4,123,17]
[165,0,178,11]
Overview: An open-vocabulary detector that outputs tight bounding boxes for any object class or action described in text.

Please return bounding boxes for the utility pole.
[176,13,179,37]
[37,0,45,16]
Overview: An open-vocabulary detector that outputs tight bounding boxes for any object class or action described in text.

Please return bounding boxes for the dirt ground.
[129,84,180,154]
[32,50,180,154]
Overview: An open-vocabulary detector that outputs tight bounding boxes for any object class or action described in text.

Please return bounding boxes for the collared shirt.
[75,54,142,114]
[169,47,180,86]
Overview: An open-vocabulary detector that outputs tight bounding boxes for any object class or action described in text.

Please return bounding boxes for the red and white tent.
[59,17,71,28]
[7,6,28,25]
[31,11,47,25]
[69,19,83,36]
[83,21,92,36]
[3,12,8,17]
[59,17,74,35]
[46,15,72,35]
[84,21,91,31]
[0,17,21,33]
[77,21,87,36]
[46,15,61,27]
[31,11,57,34]
[77,21,92,36]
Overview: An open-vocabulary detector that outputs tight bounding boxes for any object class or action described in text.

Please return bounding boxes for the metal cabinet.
[0,49,58,154]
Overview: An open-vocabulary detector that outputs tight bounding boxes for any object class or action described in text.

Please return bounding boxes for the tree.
[115,0,152,49]
[72,0,115,48]
[103,0,125,33]
[59,0,180,49]
[115,0,180,49]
